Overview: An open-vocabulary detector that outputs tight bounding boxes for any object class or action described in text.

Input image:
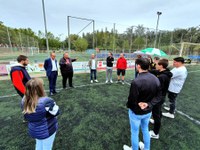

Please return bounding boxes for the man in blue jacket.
[44,52,58,95]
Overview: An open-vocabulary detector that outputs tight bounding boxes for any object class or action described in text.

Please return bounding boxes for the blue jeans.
[106,67,113,81]
[129,109,151,150]
[90,69,97,80]
[36,132,56,150]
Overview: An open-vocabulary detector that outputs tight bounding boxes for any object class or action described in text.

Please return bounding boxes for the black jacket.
[149,69,172,96]
[106,56,114,67]
[127,72,162,115]
[59,57,76,74]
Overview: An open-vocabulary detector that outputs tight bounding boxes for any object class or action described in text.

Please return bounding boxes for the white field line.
[1,70,200,125]
[0,82,107,99]
[0,69,199,99]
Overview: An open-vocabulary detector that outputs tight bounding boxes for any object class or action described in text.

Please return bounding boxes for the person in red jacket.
[116,53,127,84]
[10,55,31,97]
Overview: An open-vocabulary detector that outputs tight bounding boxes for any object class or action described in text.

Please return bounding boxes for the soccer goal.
[179,42,200,62]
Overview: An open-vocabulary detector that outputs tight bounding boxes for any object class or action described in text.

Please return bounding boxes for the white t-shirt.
[91,59,96,69]
[168,66,187,93]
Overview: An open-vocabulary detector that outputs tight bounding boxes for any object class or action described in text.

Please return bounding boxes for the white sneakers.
[139,141,144,150]
[106,80,113,83]
[123,145,132,150]
[91,80,98,83]
[149,130,159,139]
[162,112,175,119]
[163,106,170,111]
[149,118,155,124]
[123,141,144,150]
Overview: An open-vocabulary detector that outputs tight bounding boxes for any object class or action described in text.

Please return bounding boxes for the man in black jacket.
[106,52,114,83]
[59,52,77,88]
[149,59,172,139]
[124,58,161,150]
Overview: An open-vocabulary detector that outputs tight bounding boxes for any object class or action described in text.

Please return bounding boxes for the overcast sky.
[0,0,200,39]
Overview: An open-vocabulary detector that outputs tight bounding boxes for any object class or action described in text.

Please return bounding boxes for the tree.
[73,38,88,52]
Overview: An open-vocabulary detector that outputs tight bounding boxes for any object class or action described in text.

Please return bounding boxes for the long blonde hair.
[23,78,45,114]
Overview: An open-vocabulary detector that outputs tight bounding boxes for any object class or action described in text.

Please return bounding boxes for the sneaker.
[110,80,113,83]
[94,79,99,83]
[149,130,159,139]
[50,92,54,96]
[123,145,132,150]
[163,106,170,111]
[162,112,175,119]
[139,141,144,150]
[91,80,93,83]
[105,80,108,83]
[149,118,155,124]
[122,81,125,85]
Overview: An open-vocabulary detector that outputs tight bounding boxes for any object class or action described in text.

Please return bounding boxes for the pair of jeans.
[168,91,178,114]
[36,132,56,150]
[48,71,58,93]
[90,69,97,80]
[106,67,113,81]
[129,109,151,150]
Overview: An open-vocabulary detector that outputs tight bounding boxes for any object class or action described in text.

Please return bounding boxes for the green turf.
[0,65,200,150]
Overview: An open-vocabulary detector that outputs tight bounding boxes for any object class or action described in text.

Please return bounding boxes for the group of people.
[9,52,188,150]
[124,56,188,150]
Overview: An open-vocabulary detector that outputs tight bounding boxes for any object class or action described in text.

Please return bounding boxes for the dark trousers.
[152,96,165,135]
[48,71,57,93]
[168,91,178,114]
[90,69,97,80]
[62,72,73,88]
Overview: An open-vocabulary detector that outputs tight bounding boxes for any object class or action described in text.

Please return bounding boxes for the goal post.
[179,42,200,62]
[67,16,95,51]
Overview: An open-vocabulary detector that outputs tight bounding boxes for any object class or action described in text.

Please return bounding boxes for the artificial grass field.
[0,65,200,150]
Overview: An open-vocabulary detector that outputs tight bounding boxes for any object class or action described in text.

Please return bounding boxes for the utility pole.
[67,16,70,51]
[6,26,12,52]
[42,0,49,53]
[92,20,95,50]
[113,23,116,53]
[154,11,162,48]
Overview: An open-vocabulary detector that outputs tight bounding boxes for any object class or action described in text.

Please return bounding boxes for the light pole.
[42,0,49,54]
[154,11,162,48]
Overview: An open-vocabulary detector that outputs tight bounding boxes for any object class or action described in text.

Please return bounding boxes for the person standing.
[105,52,114,83]
[44,52,58,96]
[162,57,188,119]
[10,55,31,97]
[59,52,77,88]
[123,58,161,150]
[22,78,60,150]
[88,54,98,83]
[149,59,172,139]
[116,53,127,84]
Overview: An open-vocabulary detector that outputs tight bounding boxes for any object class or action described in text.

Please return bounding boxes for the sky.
[0,0,200,40]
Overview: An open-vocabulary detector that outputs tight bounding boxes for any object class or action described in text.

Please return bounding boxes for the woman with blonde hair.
[22,78,60,150]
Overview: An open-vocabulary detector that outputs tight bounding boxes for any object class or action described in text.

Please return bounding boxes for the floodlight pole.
[113,23,116,53]
[42,0,49,53]
[6,26,12,52]
[154,11,162,48]
[67,16,70,51]
[92,20,95,50]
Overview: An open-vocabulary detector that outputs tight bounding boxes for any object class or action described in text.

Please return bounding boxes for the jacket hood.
[160,68,173,78]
